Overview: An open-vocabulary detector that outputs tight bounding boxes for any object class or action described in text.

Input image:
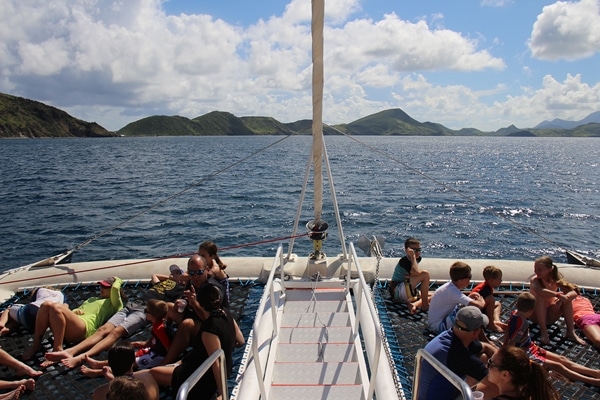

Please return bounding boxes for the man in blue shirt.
[418,306,498,400]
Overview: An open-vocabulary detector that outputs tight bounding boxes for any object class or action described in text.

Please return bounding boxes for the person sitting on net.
[427,261,486,333]
[389,237,431,314]
[470,265,506,332]
[91,340,159,400]
[505,292,600,387]
[528,255,585,345]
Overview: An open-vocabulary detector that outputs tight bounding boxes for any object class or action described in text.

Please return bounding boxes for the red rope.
[0,233,310,287]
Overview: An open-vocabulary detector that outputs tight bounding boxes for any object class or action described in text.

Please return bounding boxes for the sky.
[1,0,599,132]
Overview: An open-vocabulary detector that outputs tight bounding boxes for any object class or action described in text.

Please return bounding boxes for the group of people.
[0,240,243,400]
[391,237,600,400]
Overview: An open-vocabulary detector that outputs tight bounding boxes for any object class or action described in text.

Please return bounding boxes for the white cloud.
[0,0,597,132]
[529,0,600,61]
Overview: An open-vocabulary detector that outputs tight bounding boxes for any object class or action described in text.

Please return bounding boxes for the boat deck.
[1,281,600,399]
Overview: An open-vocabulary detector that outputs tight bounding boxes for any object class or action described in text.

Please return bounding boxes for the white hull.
[2,254,597,302]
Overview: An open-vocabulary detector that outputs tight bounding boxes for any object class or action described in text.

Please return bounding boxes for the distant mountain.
[534,111,600,129]
[2,91,599,138]
[335,108,463,136]
[0,93,113,138]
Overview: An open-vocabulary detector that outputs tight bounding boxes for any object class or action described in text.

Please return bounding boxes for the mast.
[307,0,328,260]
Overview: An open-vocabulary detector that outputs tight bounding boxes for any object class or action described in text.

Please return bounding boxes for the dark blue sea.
[0,136,598,272]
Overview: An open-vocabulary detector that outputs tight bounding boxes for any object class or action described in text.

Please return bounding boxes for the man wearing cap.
[417,306,499,400]
[46,264,188,368]
[23,276,123,361]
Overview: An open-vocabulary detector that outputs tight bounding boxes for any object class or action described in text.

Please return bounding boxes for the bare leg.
[0,349,42,378]
[0,378,34,392]
[62,326,126,369]
[80,365,104,378]
[0,309,11,336]
[0,385,25,400]
[160,318,199,365]
[561,300,586,345]
[84,355,108,369]
[23,302,55,360]
[150,365,176,386]
[46,323,116,362]
[532,298,551,345]
[582,324,600,348]
[543,356,600,386]
[410,270,430,311]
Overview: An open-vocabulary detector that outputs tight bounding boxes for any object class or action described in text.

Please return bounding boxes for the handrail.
[176,349,227,400]
[250,244,284,400]
[413,349,475,400]
[348,242,382,399]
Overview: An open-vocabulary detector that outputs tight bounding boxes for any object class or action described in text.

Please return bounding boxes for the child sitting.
[470,265,506,332]
[82,299,171,374]
[427,261,485,333]
[389,237,431,314]
[505,292,600,387]
[133,299,171,369]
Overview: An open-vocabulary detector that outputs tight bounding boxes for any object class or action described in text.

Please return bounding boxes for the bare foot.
[539,334,550,345]
[44,350,72,362]
[568,333,586,346]
[61,354,85,369]
[408,303,418,315]
[84,354,106,369]
[420,305,429,312]
[80,365,104,378]
[39,359,55,368]
[0,385,25,400]
[102,366,114,380]
[15,364,42,378]
[14,379,35,392]
[0,327,10,336]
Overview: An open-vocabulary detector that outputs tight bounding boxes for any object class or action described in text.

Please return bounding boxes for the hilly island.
[1,92,599,138]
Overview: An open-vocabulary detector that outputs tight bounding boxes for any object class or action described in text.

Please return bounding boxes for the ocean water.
[0,135,598,271]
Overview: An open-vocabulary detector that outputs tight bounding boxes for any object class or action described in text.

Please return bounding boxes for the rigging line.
[327,125,569,252]
[70,135,296,253]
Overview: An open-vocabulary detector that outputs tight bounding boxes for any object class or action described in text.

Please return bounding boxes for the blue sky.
[1,0,599,131]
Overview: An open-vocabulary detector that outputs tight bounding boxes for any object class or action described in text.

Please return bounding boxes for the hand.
[184,285,197,305]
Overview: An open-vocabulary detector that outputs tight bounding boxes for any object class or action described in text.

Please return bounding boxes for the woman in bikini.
[528,256,584,345]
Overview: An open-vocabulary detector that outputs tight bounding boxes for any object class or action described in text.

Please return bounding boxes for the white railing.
[249,245,285,400]
[347,242,383,399]
[413,349,476,400]
[176,349,227,400]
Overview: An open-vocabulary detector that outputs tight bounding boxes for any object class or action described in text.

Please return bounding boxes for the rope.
[1,233,308,287]
[327,125,570,253]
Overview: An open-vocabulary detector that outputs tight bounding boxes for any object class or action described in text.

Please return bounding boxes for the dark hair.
[108,340,135,376]
[106,375,149,400]
[449,261,471,281]
[199,241,227,270]
[198,284,222,312]
[496,346,559,400]
[404,237,420,248]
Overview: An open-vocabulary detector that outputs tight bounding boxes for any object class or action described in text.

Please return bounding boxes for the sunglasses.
[487,358,504,370]
[410,248,422,252]
[187,269,205,276]
[454,323,474,332]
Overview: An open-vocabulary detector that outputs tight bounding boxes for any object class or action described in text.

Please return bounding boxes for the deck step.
[276,343,357,362]
[272,362,361,385]
[284,289,347,302]
[279,326,353,344]
[281,311,350,327]
[284,299,347,313]
[268,384,365,400]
